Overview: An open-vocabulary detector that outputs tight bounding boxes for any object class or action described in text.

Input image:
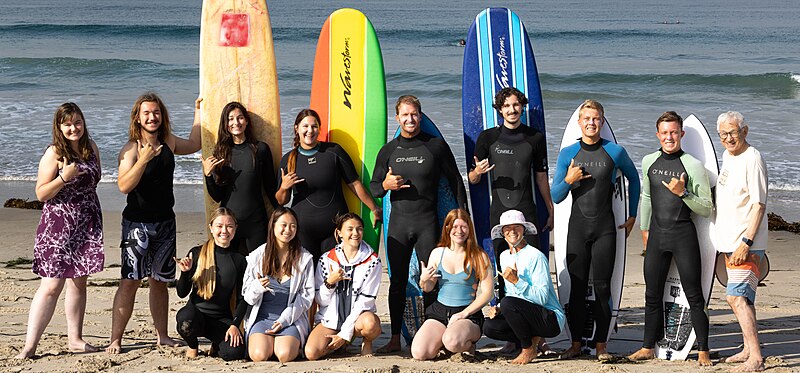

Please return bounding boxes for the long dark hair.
[261,207,302,278]
[212,102,257,182]
[52,103,92,162]
[287,109,321,173]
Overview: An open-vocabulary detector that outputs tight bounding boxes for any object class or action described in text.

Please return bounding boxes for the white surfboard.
[654,114,718,360]
[553,106,628,354]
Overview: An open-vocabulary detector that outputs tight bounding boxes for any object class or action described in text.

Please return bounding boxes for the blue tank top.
[436,248,477,307]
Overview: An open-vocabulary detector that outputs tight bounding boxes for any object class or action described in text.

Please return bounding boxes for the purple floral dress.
[32,152,104,278]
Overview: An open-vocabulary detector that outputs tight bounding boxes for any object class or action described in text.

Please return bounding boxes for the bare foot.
[14,349,35,359]
[157,336,184,347]
[627,348,655,361]
[721,350,750,363]
[596,342,611,361]
[730,358,765,372]
[68,340,100,353]
[186,348,198,359]
[560,345,582,359]
[376,336,401,354]
[361,340,374,357]
[698,351,714,366]
[105,339,122,354]
[511,346,538,365]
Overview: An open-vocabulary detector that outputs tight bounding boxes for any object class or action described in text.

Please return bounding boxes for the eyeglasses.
[718,130,740,139]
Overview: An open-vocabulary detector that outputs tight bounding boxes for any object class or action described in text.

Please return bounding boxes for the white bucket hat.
[490,210,537,239]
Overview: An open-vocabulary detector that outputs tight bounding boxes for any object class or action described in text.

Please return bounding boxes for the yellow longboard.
[199,0,281,221]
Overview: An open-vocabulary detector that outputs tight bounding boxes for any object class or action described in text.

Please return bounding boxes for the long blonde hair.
[437,209,489,281]
[193,207,237,300]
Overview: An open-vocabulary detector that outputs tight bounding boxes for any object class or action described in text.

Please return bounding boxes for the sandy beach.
[0,200,797,373]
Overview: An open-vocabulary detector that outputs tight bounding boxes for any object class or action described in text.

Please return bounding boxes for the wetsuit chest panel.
[387,138,438,211]
[293,148,345,209]
[225,144,265,220]
[490,139,534,208]
[648,152,692,229]
[571,142,614,219]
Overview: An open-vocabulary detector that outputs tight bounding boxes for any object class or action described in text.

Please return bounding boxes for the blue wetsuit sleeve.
[639,152,657,231]
[551,144,578,204]
[680,154,713,218]
[613,145,641,217]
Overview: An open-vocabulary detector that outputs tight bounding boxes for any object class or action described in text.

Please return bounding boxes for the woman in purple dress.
[15,103,104,359]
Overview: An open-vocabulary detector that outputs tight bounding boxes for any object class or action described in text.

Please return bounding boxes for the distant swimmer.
[458,39,466,46]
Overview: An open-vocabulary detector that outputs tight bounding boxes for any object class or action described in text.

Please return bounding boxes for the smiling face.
[449,218,470,246]
[59,114,85,143]
[500,94,523,128]
[337,217,364,248]
[657,120,684,154]
[138,101,162,134]
[295,115,320,149]
[718,119,749,156]
[396,102,421,138]
[502,224,524,246]
[210,214,237,248]
[578,107,604,142]
[227,107,248,140]
[273,212,298,246]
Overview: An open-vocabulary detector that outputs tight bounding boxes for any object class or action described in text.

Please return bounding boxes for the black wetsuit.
[474,124,548,298]
[280,142,359,260]
[206,141,277,254]
[640,150,712,351]
[551,139,640,344]
[370,132,468,335]
[175,244,247,361]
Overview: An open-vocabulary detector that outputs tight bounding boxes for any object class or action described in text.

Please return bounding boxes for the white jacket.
[315,242,381,341]
[242,245,315,345]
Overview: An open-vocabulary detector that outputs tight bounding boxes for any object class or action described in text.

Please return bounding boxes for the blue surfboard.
[462,8,548,271]
[382,112,458,344]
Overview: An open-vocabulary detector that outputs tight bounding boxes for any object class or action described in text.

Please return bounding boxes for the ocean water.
[1,0,798,218]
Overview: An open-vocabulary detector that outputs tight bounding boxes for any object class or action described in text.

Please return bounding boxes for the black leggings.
[386,208,439,335]
[565,214,616,343]
[176,303,246,361]
[483,297,561,349]
[231,216,267,255]
[643,223,709,351]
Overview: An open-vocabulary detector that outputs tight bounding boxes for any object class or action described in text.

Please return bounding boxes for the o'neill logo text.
[494,145,513,155]
[494,36,510,88]
[340,38,352,109]
[395,156,425,164]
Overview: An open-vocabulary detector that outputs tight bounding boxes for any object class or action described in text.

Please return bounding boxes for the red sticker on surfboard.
[219,13,249,47]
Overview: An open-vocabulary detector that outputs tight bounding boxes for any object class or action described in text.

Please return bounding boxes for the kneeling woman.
[175,207,247,360]
[242,207,314,362]
[305,213,382,360]
[411,209,493,360]
[482,210,565,365]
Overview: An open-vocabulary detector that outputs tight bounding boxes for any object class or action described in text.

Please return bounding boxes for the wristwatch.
[741,236,754,247]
